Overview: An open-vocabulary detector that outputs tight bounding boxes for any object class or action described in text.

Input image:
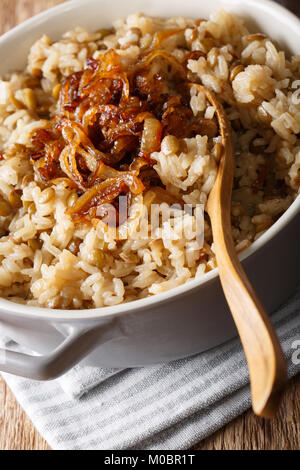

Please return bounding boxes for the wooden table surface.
[0,0,299,451]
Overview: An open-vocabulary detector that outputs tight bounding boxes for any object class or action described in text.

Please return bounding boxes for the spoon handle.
[209,205,287,417]
[193,82,288,417]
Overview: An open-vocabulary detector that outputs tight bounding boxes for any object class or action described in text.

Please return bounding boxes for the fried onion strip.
[28,46,227,226]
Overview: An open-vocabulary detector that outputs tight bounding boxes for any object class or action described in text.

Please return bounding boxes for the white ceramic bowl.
[0,0,299,380]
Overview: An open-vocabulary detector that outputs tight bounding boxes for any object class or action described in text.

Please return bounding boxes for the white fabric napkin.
[1,287,300,450]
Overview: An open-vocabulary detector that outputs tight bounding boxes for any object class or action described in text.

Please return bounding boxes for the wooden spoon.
[192,84,287,418]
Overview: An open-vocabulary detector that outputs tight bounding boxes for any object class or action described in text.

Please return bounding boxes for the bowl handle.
[0,319,120,380]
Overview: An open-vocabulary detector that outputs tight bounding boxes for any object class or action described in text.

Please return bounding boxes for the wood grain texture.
[0,377,50,450]
[0,0,299,451]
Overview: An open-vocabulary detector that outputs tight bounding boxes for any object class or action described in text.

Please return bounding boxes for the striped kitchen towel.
[1,288,300,450]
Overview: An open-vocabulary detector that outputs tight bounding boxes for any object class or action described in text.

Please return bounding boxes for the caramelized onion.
[67,173,144,219]
[50,177,78,188]
[152,29,185,49]
[135,49,186,79]
[28,41,224,225]
[67,178,127,219]
[59,145,85,191]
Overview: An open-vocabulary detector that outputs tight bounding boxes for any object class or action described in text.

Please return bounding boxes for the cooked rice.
[0,10,299,309]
